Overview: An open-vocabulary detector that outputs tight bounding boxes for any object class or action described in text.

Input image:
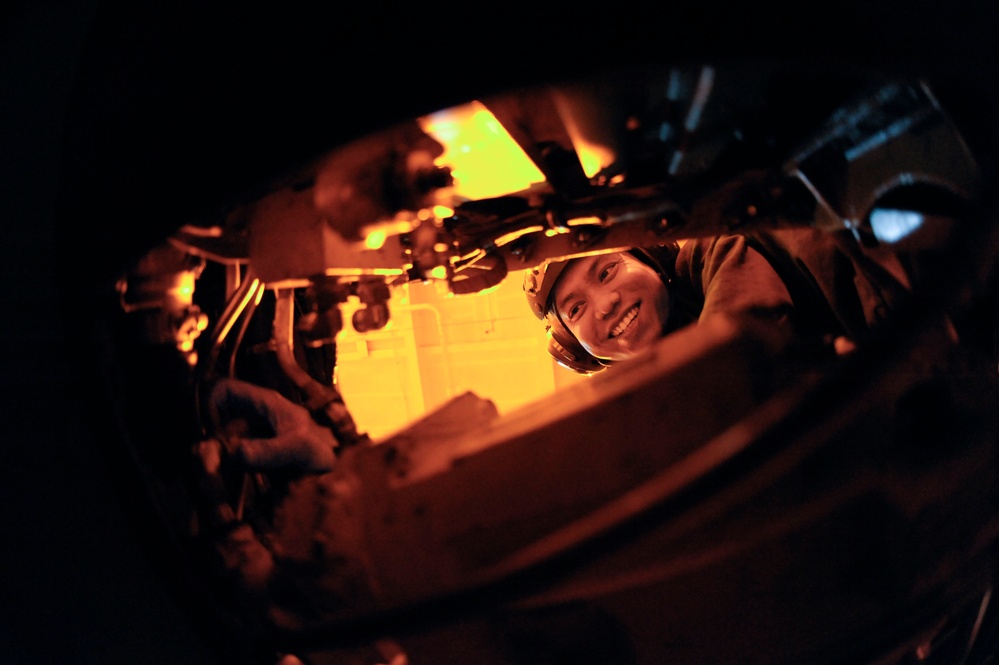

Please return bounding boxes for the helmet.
[523,259,569,321]
[523,244,682,374]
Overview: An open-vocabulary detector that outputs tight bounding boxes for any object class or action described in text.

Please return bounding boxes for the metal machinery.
[89,54,999,665]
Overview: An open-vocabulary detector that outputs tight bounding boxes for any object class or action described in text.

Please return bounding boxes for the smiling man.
[551,250,674,363]
[524,228,915,373]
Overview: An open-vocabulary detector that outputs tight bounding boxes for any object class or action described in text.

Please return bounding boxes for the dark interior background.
[3,2,999,663]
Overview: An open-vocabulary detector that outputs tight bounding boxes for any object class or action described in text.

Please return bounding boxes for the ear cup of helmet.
[545,316,609,374]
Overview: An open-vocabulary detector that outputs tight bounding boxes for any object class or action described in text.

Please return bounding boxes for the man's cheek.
[578,335,603,359]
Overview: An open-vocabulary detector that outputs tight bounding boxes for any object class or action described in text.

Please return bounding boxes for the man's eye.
[567,303,582,320]
[599,261,619,282]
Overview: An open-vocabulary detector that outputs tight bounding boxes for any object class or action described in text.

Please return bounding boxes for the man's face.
[552,251,670,362]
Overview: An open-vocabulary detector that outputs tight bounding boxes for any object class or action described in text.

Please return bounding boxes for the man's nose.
[594,290,620,320]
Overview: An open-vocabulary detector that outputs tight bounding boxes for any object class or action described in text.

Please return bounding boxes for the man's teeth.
[611,306,639,338]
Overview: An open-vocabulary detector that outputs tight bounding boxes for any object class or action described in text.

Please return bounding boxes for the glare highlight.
[433,204,455,219]
[364,229,388,250]
[870,208,925,243]
[419,101,546,200]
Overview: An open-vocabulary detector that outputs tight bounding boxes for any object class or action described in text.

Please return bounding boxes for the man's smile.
[610,303,640,338]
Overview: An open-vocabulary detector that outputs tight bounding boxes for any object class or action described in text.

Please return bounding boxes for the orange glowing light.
[364,229,388,250]
[217,278,260,342]
[430,265,448,280]
[551,89,618,178]
[419,101,546,200]
[169,272,196,301]
[571,142,613,179]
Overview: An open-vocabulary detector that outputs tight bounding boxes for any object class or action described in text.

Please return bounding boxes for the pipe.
[272,288,370,449]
